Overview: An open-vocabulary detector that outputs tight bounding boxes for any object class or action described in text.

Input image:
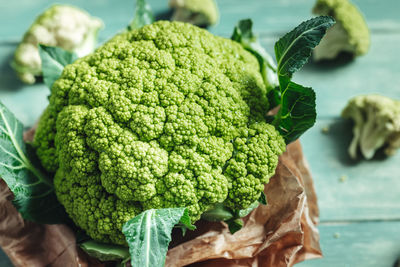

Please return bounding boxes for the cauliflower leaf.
[0,101,68,224]
[39,45,78,90]
[122,208,194,267]
[231,19,279,91]
[233,17,334,143]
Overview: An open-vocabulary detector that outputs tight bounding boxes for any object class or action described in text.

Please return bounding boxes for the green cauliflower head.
[342,94,400,160]
[34,21,285,245]
[312,0,370,61]
[12,4,103,84]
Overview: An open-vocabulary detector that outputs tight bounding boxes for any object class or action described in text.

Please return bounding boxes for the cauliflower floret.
[11,4,103,84]
[342,94,400,160]
[312,0,370,61]
[34,21,285,245]
[169,0,219,27]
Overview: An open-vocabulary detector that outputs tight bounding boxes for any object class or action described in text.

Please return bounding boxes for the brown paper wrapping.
[0,134,321,267]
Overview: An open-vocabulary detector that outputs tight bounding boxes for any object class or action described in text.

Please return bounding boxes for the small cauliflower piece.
[342,95,400,160]
[34,21,285,245]
[312,0,370,61]
[12,4,103,84]
[169,0,219,27]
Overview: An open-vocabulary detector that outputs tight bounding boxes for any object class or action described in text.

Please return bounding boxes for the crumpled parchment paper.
[0,132,321,267]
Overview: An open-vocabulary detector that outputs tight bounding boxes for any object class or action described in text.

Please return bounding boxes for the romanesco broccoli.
[34,21,285,245]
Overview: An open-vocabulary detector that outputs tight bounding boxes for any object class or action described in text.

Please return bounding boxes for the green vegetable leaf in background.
[275,16,335,77]
[122,208,195,267]
[80,240,130,262]
[128,0,154,30]
[0,101,68,224]
[39,44,77,90]
[231,19,279,90]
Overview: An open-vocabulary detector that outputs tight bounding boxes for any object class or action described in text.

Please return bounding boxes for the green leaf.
[258,192,267,205]
[201,203,234,222]
[128,0,154,30]
[231,19,278,90]
[275,16,335,77]
[176,208,196,236]
[226,218,244,234]
[122,207,195,267]
[39,44,77,90]
[237,200,259,218]
[266,87,282,111]
[0,101,68,224]
[80,240,130,262]
[274,77,316,143]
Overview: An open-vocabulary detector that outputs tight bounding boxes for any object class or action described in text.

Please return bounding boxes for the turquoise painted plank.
[215,0,400,36]
[0,44,49,127]
[300,118,400,222]
[0,0,167,41]
[295,32,400,118]
[1,0,400,41]
[296,221,400,267]
[0,249,12,267]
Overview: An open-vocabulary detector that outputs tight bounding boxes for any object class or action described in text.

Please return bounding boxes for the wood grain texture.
[0,0,399,266]
[0,248,12,267]
[301,119,400,222]
[0,44,49,126]
[297,221,400,267]
[1,0,399,40]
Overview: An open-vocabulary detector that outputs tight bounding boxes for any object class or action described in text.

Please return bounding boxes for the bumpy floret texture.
[342,94,400,160]
[12,4,103,84]
[34,21,285,245]
[312,0,370,61]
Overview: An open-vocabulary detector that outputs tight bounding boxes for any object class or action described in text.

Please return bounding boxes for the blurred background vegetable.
[312,0,370,61]
[342,94,400,160]
[11,4,103,84]
[169,0,219,27]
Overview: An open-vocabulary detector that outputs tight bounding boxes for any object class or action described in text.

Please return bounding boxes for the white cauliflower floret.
[12,4,103,84]
[342,95,400,160]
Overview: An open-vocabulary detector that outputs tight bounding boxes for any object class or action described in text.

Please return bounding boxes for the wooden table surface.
[1,0,399,266]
